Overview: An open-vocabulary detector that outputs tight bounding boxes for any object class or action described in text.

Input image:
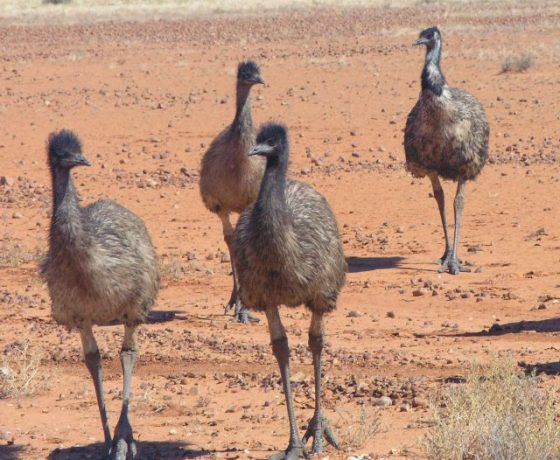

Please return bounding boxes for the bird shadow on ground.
[520,361,560,376]
[450,318,560,337]
[48,440,209,460]
[97,310,181,327]
[0,444,25,460]
[346,256,405,273]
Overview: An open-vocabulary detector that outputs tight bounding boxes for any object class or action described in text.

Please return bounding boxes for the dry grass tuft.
[335,404,380,450]
[0,340,49,399]
[424,355,560,460]
[501,53,535,73]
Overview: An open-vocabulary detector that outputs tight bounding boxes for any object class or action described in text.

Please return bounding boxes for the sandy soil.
[0,1,559,459]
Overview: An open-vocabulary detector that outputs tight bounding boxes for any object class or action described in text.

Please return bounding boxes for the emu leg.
[302,312,338,454]
[111,326,139,460]
[440,178,470,275]
[266,307,307,460]
[80,326,112,457]
[429,173,452,265]
[220,213,259,324]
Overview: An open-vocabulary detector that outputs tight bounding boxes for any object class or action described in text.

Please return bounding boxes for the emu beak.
[250,76,265,85]
[414,37,429,46]
[249,144,273,156]
[71,153,91,167]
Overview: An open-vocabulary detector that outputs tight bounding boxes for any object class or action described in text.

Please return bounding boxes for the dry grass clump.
[424,356,560,460]
[335,404,380,450]
[0,340,49,399]
[501,53,535,73]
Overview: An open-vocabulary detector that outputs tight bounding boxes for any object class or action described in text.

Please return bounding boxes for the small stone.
[12,212,22,219]
[169,428,177,435]
[0,176,13,186]
[290,372,306,383]
[347,310,364,318]
[374,396,393,407]
[386,311,395,318]
[220,252,231,263]
[412,288,426,297]
[412,397,428,408]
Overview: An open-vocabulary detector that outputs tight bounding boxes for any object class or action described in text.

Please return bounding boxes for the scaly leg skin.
[80,326,112,457]
[429,173,452,265]
[439,178,471,275]
[220,213,260,324]
[302,313,339,454]
[266,308,307,460]
[110,326,139,460]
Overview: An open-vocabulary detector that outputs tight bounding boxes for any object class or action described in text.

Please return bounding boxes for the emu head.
[48,129,90,169]
[237,60,265,86]
[414,26,441,50]
[249,123,288,158]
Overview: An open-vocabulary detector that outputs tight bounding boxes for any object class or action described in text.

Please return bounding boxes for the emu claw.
[438,257,471,275]
[225,295,260,323]
[302,414,339,453]
[268,445,308,460]
[232,306,260,324]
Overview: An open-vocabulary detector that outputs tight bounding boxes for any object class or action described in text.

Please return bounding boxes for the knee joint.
[271,336,290,362]
[308,334,324,354]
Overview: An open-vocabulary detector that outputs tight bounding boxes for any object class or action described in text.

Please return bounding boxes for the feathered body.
[41,131,159,329]
[404,27,489,181]
[200,61,265,215]
[233,125,346,313]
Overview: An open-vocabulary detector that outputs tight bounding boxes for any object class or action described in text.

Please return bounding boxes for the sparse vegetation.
[159,257,183,281]
[501,53,535,73]
[0,242,41,268]
[424,356,560,460]
[335,404,380,450]
[0,340,49,399]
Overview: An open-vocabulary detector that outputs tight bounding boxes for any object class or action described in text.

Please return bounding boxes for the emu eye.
[266,139,275,147]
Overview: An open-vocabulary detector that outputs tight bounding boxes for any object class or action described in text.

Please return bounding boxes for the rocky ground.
[0,1,559,459]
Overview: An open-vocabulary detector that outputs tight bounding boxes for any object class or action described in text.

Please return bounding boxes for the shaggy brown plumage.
[41,130,159,460]
[233,123,346,458]
[199,60,265,323]
[404,26,489,275]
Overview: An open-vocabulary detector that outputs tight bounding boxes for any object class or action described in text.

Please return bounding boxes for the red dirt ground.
[1,2,559,459]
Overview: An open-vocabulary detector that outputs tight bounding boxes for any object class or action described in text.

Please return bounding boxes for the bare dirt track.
[1,1,560,459]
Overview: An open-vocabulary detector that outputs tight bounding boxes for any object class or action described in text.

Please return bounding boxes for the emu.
[404,26,489,275]
[233,123,346,458]
[199,60,265,324]
[41,130,160,460]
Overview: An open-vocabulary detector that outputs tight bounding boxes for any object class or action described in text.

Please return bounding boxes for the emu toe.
[110,419,137,460]
[226,295,260,323]
[268,445,307,460]
[434,250,451,266]
[302,414,339,454]
[438,257,471,275]
[232,306,260,324]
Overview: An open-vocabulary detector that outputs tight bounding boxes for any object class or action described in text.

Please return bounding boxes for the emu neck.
[255,153,289,221]
[50,167,83,245]
[421,42,446,96]
[232,83,253,135]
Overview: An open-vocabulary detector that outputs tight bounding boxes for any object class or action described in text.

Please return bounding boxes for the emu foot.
[438,257,471,275]
[225,295,259,323]
[302,414,339,454]
[109,418,137,460]
[232,305,260,324]
[434,249,451,266]
[268,445,307,460]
